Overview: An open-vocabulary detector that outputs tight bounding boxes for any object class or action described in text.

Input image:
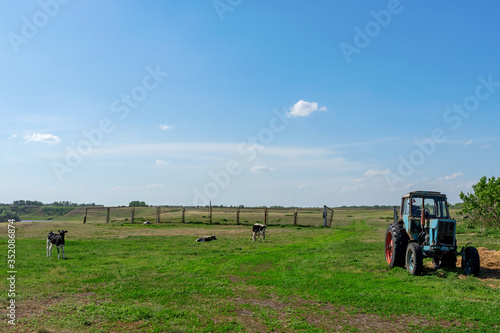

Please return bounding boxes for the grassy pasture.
[1,209,499,332]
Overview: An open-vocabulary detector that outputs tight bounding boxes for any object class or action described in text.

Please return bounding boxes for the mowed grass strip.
[1,212,499,332]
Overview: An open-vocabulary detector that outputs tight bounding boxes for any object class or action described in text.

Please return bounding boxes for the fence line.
[81,205,336,227]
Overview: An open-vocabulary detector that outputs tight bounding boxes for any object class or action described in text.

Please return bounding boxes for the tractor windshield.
[410,196,449,219]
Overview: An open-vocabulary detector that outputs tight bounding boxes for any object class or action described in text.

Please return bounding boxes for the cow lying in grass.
[252,223,266,242]
[46,230,68,259]
[196,235,217,242]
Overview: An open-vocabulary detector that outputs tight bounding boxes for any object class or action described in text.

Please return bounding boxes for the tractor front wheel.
[406,242,423,275]
[385,223,408,268]
[462,246,480,276]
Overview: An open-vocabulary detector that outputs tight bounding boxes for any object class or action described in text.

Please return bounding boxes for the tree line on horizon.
[0,200,467,210]
[6,200,101,207]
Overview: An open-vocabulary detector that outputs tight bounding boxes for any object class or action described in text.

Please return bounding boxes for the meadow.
[1,208,499,332]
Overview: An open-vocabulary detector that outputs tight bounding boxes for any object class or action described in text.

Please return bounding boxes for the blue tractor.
[385,191,480,276]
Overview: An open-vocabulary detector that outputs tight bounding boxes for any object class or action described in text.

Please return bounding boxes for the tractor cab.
[400,191,456,248]
[399,191,456,254]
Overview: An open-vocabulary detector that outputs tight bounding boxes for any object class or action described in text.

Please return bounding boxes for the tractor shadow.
[478,267,500,280]
[423,260,500,280]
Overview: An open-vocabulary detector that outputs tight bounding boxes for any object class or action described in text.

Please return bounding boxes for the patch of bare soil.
[0,292,102,333]
[306,303,460,333]
[225,282,458,332]
[1,292,149,333]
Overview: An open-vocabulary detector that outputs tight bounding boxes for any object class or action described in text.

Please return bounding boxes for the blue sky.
[1,0,499,207]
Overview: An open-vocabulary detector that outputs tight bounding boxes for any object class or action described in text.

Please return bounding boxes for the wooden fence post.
[294,208,298,225]
[182,207,185,223]
[236,208,240,225]
[131,206,135,224]
[209,201,213,223]
[83,207,87,224]
[106,207,110,224]
[328,208,334,227]
[156,206,160,223]
[264,206,268,225]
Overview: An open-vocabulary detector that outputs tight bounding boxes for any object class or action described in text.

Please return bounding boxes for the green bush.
[0,210,20,222]
[460,176,500,229]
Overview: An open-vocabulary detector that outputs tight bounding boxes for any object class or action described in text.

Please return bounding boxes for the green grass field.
[1,209,499,332]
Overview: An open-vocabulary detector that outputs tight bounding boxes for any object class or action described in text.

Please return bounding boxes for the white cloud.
[24,133,60,145]
[287,100,327,118]
[159,124,173,130]
[155,159,170,167]
[481,144,492,149]
[250,165,275,173]
[111,185,133,191]
[93,142,338,160]
[465,140,472,145]
[438,172,463,181]
[144,183,163,189]
[364,169,390,176]
[340,184,365,193]
[112,184,163,191]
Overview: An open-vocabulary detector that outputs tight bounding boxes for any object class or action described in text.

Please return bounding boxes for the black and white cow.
[252,223,266,242]
[196,235,217,242]
[46,230,68,259]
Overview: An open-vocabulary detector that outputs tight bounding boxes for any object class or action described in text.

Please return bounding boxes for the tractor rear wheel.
[406,242,423,275]
[462,246,480,276]
[385,223,408,268]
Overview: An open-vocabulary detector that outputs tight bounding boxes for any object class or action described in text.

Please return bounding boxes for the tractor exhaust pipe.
[421,197,426,229]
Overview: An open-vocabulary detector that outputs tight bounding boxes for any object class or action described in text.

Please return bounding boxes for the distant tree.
[13,200,43,206]
[10,200,100,207]
[460,176,500,229]
[81,203,98,207]
[129,201,148,207]
[450,202,464,210]
[0,210,20,222]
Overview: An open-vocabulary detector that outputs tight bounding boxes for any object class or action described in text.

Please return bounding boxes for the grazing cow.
[196,235,217,242]
[252,223,266,242]
[46,230,68,259]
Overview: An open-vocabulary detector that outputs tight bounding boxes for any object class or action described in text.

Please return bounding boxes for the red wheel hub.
[385,231,394,264]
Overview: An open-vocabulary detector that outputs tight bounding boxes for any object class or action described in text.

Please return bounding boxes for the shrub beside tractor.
[385,191,480,276]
